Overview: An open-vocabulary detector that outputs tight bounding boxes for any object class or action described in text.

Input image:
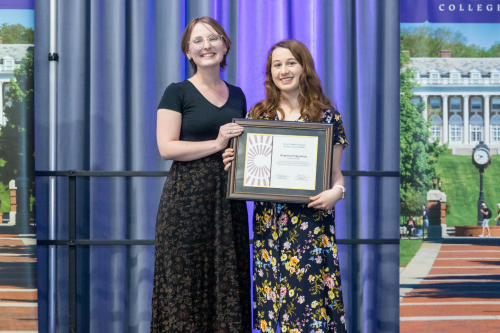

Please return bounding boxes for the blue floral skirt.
[252,202,346,333]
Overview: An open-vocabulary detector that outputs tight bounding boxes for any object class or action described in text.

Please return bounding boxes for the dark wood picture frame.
[227,119,334,204]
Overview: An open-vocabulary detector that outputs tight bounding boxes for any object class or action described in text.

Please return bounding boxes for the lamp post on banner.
[472,141,491,226]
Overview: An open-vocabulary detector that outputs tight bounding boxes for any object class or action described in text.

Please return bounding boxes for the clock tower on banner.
[472,142,492,226]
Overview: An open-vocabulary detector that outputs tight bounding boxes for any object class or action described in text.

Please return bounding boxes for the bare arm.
[157,109,243,161]
[307,144,344,210]
[330,145,345,188]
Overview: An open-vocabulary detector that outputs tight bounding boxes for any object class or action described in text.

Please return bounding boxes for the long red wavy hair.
[250,40,334,122]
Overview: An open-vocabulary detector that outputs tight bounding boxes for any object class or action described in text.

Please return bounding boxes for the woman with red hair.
[224,40,348,333]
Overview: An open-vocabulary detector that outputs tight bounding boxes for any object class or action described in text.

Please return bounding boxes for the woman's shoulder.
[158,81,192,111]
[163,80,190,95]
[247,108,276,121]
[171,80,193,90]
[226,82,246,97]
[321,108,342,124]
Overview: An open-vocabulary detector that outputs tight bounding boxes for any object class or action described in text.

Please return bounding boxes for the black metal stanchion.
[35,169,400,332]
[68,173,76,333]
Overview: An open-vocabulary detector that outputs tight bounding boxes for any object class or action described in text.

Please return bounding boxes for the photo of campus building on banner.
[405,54,500,153]
[0,2,37,331]
[0,43,33,125]
[400,0,500,329]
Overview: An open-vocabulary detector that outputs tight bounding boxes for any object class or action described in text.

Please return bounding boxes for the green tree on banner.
[0,23,34,44]
[401,26,500,58]
[400,37,447,216]
[0,50,34,199]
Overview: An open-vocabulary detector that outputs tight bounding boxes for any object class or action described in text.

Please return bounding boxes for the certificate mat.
[243,134,318,190]
[227,119,334,204]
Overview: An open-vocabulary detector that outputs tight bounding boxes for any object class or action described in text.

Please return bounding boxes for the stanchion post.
[49,0,59,331]
[68,174,77,332]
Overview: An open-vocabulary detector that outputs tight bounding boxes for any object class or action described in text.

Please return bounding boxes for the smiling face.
[186,22,227,72]
[271,47,303,95]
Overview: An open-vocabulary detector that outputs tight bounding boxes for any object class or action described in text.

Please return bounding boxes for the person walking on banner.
[422,205,429,234]
[223,40,347,333]
[494,203,500,226]
[479,203,492,238]
[151,17,251,333]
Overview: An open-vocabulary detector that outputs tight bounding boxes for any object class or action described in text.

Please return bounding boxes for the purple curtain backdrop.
[35,1,400,332]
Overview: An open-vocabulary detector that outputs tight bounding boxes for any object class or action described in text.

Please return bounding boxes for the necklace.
[280,104,299,114]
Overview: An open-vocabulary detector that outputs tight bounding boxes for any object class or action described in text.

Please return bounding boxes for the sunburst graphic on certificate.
[244,133,318,190]
[244,134,273,186]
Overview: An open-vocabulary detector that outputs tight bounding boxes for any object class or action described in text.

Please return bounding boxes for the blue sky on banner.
[401,0,500,49]
[0,9,33,28]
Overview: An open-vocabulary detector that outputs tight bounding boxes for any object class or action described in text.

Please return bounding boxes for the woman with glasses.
[151,17,250,333]
[223,40,348,333]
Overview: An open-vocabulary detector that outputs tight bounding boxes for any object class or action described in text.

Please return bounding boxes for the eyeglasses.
[189,34,224,50]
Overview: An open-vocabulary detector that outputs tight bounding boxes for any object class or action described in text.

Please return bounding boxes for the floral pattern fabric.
[251,109,348,333]
[151,153,251,333]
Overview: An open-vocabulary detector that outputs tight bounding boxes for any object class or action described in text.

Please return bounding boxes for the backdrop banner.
[400,0,500,330]
[402,0,500,23]
[0,1,37,331]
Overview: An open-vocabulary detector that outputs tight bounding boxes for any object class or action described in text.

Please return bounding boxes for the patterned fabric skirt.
[150,153,251,333]
[252,202,346,333]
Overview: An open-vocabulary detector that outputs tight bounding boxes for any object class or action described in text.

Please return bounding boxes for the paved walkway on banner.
[400,238,500,332]
[0,232,38,333]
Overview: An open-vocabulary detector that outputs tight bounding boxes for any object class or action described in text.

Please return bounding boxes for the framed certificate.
[227,119,334,203]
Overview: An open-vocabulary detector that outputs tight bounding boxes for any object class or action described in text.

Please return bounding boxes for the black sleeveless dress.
[150,80,251,333]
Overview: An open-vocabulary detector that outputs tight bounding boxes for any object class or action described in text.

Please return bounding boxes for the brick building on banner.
[0,42,34,126]
[404,51,500,154]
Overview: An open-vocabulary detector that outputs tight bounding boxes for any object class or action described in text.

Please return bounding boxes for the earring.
[188,57,192,60]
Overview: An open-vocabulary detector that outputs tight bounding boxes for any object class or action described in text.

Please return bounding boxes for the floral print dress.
[251,109,348,333]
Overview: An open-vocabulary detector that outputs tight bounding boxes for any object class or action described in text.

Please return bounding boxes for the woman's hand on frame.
[222,148,234,171]
[216,123,244,150]
[307,187,343,210]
